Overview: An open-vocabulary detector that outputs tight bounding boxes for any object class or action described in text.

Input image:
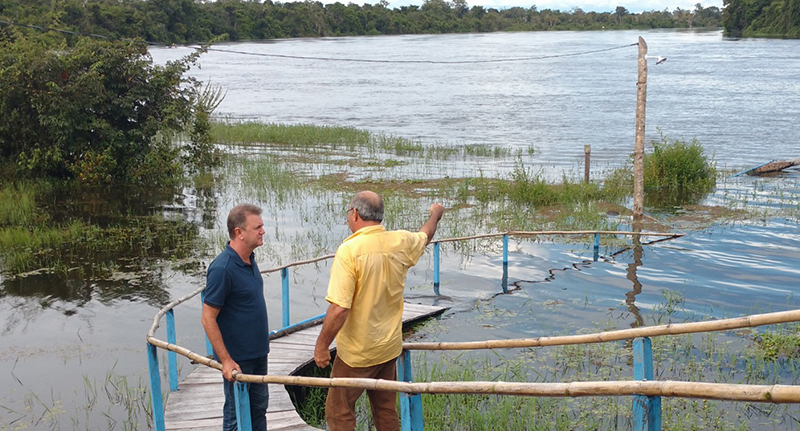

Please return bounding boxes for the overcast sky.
[383,0,724,13]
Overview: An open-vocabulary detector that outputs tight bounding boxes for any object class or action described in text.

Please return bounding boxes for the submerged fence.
[143,229,800,431]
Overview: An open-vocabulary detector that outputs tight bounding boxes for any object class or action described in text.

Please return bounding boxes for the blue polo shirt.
[204,243,269,361]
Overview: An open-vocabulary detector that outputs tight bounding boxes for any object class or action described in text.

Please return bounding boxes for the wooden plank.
[166,417,222,430]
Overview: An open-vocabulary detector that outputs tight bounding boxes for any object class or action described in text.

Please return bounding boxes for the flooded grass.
[291,293,800,430]
[204,121,800,271]
[212,122,743,260]
[3,366,155,431]
[0,182,202,280]
[211,121,528,161]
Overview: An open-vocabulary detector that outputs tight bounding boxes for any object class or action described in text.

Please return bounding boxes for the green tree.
[0,34,213,185]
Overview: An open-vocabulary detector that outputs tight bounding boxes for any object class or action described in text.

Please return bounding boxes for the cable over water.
[0,20,636,64]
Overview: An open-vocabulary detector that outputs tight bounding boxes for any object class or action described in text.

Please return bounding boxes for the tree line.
[722,0,800,38]
[0,0,723,44]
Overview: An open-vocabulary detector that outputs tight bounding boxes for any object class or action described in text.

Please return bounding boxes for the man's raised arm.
[419,203,444,245]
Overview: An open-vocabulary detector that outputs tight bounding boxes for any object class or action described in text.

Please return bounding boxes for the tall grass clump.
[644,133,716,192]
[0,181,50,227]
[602,133,716,207]
[211,121,370,151]
[502,163,614,207]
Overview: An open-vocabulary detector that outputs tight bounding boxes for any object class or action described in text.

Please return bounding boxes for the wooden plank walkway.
[164,303,446,431]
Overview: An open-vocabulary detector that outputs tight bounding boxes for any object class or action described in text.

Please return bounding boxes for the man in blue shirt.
[202,204,270,431]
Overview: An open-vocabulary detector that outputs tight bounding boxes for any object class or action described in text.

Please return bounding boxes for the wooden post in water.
[201,291,214,357]
[166,309,179,391]
[632,337,661,430]
[234,381,253,431]
[147,343,166,431]
[398,351,424,431]
[584,145,591,183]
[634,37,648,221]
[281,268,290,328]
[433,242,440,296]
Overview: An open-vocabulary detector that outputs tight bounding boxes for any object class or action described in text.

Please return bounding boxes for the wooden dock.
[164,303,447,431]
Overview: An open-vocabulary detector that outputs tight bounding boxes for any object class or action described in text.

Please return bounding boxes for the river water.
[1,29,799,430]
[153,28,799,174]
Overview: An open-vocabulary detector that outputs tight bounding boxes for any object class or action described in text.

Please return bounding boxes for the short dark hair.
[351,192,383,222]
[227,204,262,239]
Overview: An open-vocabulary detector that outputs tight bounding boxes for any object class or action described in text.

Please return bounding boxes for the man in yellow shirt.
[314,190,444,431]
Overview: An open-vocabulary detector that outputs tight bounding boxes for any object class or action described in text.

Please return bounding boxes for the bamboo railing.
[147,307,800,403]
[146,229,800,431]
[402,308,800,351]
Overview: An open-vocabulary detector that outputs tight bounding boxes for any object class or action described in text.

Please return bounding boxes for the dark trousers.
[222,355,269,431]
[325,356,400,431]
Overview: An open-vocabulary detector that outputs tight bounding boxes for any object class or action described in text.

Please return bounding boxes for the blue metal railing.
[146,230,682,431]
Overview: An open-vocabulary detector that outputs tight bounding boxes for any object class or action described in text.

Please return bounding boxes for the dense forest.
[722,0,800,37]
[0,0,722,44]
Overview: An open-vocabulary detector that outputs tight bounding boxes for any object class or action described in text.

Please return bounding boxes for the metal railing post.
[281,268,290,329]
[633,337,661,431]
[501,234,509,293]
[593,233,600,262]
[147,343,166,431]
[201,291,213,357]
[166,309,179,391]
[398,350,424,431]
[234,381,253,431]
[433,242,440,296]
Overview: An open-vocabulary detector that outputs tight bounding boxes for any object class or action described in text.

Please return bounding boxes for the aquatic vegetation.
[604,132,718,209]
[211,122,517,161]
[0,182,202,279]
[750,323,800,361]
[211,122,637,247]
[5,369,155,431]
[643,132,716,192]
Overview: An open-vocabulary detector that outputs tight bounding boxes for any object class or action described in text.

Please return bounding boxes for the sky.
[383,0,724,13]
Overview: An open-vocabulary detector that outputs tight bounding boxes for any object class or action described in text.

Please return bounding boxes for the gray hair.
[227,204,262,238]
[351,192,383,222]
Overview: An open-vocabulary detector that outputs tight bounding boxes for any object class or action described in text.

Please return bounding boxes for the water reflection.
[624,238,645,328]
[644,185,716,210]
[0,180,217,311]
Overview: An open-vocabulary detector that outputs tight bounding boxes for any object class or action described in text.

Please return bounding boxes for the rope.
[193,43,638,64]
[433,230,681,244]
[0,20,636,64]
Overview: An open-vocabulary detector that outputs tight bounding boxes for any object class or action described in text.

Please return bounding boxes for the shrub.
[643,132,716,191]
[0,32,215,186]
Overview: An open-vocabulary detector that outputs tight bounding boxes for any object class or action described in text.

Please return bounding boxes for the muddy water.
[1,29,799,430]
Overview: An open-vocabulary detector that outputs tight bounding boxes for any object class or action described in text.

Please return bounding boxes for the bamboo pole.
[147,334,800,403]
[234,375,800,404]
[261,253,336,274]
[508,230,682,238]
[633,36,647,221]
[150,309,800,358]
[403,308,800,350]
[146,286,205,338]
